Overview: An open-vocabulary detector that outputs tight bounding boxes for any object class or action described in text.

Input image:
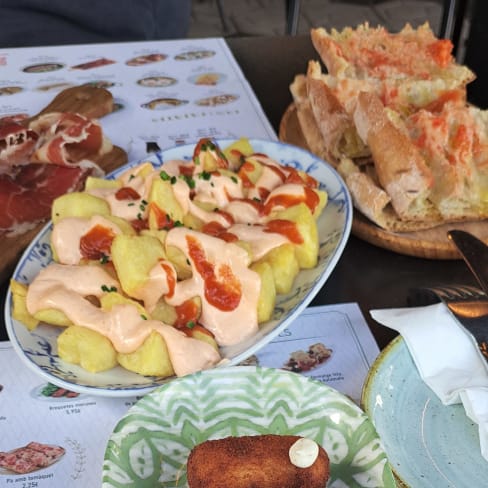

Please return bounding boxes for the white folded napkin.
[371,303,488,461]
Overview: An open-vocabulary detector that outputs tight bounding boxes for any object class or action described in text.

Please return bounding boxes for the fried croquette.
[187,434,330,487]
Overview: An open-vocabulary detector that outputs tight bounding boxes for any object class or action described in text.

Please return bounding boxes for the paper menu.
[0,341,134,487]
[253,304,380,404]
[0,37,277,162]
[0,303,379,487]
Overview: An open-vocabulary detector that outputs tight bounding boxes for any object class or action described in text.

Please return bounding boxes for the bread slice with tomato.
[289,22,488,231]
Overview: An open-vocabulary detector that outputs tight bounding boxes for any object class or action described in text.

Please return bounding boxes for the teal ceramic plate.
[362,336,488,487]
[103,366,395,487]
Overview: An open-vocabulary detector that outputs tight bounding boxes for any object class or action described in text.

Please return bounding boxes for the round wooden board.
[279,103,488,260]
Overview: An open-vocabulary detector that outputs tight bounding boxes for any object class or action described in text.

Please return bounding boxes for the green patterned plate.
[102,366,395,487]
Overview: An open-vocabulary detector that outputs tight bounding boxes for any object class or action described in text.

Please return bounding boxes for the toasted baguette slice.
[404,102,488,220]
[317,70,467,117]
[353,91,440,221]
[289,74,332,163]
[309,24,470,117]
[289,22,486,231]
[311,22,475,85]
[305,61,370,163]
[337,157,442,231]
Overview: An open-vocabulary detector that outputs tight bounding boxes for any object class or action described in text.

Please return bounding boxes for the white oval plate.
[103,366,396,487]
[5,139,352,397]
[362,336,488,487]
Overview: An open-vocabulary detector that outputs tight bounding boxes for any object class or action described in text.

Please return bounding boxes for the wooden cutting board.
[0,85,128,284]
[279,103,488,260]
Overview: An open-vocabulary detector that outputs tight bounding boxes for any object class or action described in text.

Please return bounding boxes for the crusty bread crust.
[337,158,437,231]
[306,61,369,163]
[405,103,488,221]
[311,23,475,84]
[289,74,332,163]
[353,91,437,221]
[187,435,330,488]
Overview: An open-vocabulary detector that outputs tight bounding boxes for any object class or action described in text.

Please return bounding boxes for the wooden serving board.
[0,86,128,284]
[279,103,488,260]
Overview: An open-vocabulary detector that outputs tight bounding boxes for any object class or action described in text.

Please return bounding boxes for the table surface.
[0,34,478,348]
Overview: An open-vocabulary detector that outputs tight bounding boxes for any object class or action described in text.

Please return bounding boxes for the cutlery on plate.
[409,285,488,363]
[448,230,488,296]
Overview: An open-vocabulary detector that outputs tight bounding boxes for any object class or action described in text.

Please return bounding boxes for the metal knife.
[448,230,488,296]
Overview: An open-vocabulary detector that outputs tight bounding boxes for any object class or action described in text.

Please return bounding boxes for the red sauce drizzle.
[261,159,287,182]
[285,168,318,188]
[186,234,242,311]
[174,299,200,328]
[174,300,214,338]
[263,187,319,215]
[179,164,194,177]
[237,161,256,188]
[264,219,303,244]
[79,224,115,260]
[213,209,234,226]
[148,202,174,229]
[201,221,238,242]
[130,218,148,232]
[160,261,176,298]
[115,187,140,200]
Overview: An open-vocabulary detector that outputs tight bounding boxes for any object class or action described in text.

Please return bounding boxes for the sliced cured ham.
[0,163,92,235]
[0,122,39,174]
[30,112,112,167]
[0,110,114,236]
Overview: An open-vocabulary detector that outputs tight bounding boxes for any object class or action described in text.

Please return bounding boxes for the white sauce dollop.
[288,437,319,468]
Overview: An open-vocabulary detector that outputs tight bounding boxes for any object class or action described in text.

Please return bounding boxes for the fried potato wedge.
[10,280,39,331]
[58,325,118,373]
[148,178,186,230]
[223,137,254,169]
[258,243,300,295]
[117,330,175,377]
[51,192,110,224]
[111,234,166,298]
[271,203,319,268]
[250,261,276,323]
[84,176,121,191]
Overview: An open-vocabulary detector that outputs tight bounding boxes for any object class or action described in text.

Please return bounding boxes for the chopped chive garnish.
[101,285,117,292]
[180,174,195,189]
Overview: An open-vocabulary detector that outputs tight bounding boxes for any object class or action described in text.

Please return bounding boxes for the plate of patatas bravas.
[6,137,352,397]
